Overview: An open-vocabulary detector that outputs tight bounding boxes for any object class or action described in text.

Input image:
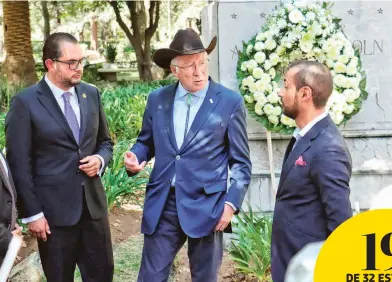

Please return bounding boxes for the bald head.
[288,60,333,108]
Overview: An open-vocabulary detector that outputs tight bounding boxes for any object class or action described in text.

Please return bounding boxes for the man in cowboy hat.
[124,28,252,281]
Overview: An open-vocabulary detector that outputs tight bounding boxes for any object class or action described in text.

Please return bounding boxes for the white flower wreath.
[237,1,368,134]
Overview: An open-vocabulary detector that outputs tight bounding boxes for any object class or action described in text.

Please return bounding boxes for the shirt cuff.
[93,154,105,176]
[225,201,237,212]
[21,212,44,224]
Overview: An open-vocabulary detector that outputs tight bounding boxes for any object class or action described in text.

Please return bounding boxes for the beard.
[283,96,299,120]
[55,71,82,88]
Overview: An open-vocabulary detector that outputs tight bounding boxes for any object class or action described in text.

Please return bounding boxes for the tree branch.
[109,1,135,45]
[145,1,160,39]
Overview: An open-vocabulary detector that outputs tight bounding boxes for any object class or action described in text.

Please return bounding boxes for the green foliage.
[230,207,272,281]
[106,44,117,63]
[101,79,174,142]
[102,140,150,210]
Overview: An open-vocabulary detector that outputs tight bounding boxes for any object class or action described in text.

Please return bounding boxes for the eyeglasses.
[172,58,209,72]
[52,57,86,70]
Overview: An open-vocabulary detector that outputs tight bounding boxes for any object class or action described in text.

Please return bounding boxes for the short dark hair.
[288,60,333,108]
[42,32,78,71]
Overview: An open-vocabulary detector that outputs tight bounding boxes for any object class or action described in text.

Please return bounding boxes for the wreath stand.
[266,130,277,195]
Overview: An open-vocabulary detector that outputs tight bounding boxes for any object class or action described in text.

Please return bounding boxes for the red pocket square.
[295,155,307,166]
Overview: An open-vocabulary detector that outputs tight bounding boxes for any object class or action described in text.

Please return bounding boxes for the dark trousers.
[38,194,114,282]
[138,188,223,282]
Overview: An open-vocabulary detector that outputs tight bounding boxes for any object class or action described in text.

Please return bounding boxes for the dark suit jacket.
[5,79,113,227]
[130,78,252,238]
[271,115,352,282]
[0,153,17,263]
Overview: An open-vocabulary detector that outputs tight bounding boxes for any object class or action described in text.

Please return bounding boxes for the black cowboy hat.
[152,28,217,69]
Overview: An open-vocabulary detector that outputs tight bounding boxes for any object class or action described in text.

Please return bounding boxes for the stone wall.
[202,0,392,212]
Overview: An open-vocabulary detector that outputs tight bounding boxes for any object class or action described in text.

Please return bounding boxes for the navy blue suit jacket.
[271,115,352,282]
[5,79,113,226]
[130,78,252,238]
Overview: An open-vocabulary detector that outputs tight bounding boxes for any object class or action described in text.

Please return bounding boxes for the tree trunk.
[90,15,98,50]
[109,1,160,81]
[2,2,37,86]
[41,1,50,40]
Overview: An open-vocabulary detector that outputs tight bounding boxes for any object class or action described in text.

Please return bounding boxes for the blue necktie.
[183,93,193,141]
[62,92,80,143]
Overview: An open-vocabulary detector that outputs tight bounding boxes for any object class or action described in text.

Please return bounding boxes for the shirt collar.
[293,112,329,140]
[175,80,210,100]
[45,75,76,100]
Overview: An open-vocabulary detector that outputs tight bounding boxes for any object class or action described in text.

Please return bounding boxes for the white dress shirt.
[292,112,329,148]
[22,76,105,224]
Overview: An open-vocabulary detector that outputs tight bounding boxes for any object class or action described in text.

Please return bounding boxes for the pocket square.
[295,155,307,166]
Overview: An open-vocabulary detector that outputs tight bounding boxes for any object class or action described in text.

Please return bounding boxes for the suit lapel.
[0,151,15,196]
[75,84,87,144]
[163,83,179,152]
[37,79,78,145]
[276,115,333,197]
[179,79,221,153]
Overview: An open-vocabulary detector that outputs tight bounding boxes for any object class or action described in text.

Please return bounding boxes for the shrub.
[230,206,273,281]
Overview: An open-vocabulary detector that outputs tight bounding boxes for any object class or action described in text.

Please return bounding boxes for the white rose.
[253,91,267,105]
[272,105,282,116]
[256,32,265,42]
[254,41,265,51]
[246,44,253,56]
[344,46,355,57]
[269,68,276,79]
[266,84,273,94]
[343,89,357,103]
[338,55,349,64]
[299,40,313,53]
[334,74,347,88]
[263,103,274,115]
[240,61,248,72]
[334,62,347,74]
[256,79,268,92]
[305,12,316,21]
[255,102,264,115]
[289,9,305,24]
[269,53,280,66]
[267,92,280,104]
[264,60,272,70]
[343,104,355,115]
[351,57,359,67]
[252,67,264,79]
[268,115,279,125]
[326,59,335,68]
[330,112,344,125]
[330,70,336,77]
[314,47,321,54]
[265,38,277,51]
[248,80,257,93]
[346,63,357,75]
[247,60,258,72]
[276,46,286,56]
[254,52,266,64]
[277,19,287,29]
[244,95,254,104]
[261,73,271,84]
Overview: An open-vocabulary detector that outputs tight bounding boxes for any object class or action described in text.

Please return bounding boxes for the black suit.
[5,78,114,282]
[0,153,17,265]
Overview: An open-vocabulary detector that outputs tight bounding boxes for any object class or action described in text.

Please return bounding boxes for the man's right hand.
[28,217,51,242]
[124,151,146,173]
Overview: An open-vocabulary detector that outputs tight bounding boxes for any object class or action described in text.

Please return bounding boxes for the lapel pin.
[82,93,87,99]
[209,98,213,104]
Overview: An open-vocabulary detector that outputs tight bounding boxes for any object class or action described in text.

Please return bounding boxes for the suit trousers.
[37,190,114,282]
[138,187,223,282]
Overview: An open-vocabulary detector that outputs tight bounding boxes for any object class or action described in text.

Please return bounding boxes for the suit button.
[176,155,181,160]
[7,201,11,205]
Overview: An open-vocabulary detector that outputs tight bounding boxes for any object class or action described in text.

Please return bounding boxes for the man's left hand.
[214,204,235,232]
[79,156,101,177]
